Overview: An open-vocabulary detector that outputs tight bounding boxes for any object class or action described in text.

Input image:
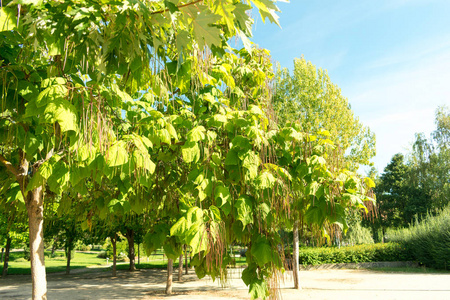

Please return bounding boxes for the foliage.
[387,205,450,270]
[273,57,376,169]
[295,243,411,266]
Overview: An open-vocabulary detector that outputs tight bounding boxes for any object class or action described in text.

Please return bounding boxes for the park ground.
[0,266,449,300]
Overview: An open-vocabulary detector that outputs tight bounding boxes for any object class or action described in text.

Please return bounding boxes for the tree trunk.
[178,254,183,281]
[166,258,173,294]
[51,237,58,256]
[65,243,72,275]
[126,229,136,271]
[138,243,140,266]
[2,236,11,277]
[184,245,188,275]
[1,247,4,263]
[112,234,117,277]
[27,186,47,299]
[293,218,301,290]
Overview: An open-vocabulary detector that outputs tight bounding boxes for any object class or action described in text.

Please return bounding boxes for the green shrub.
[387,205,450,270]
[297,243,411,266]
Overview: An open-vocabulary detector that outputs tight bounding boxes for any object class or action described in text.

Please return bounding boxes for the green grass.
[0,250,248,275]
[0,251,107,275]
[366,266,450,274]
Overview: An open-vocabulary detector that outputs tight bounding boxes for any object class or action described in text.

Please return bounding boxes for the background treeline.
[367,106,450,243]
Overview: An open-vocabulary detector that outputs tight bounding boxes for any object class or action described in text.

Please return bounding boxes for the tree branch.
[151,0,203,15]
[0,154,19,178]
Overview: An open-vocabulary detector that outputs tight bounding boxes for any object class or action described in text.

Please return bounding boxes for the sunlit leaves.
[106,141,128,167]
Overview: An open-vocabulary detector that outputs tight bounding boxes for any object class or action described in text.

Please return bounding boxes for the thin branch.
[0,153,19,178]
[151,0,203,15]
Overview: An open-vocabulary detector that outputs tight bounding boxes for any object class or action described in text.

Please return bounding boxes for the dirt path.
[0,267,449,299]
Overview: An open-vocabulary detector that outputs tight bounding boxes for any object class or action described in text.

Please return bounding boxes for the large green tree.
[0,1,282,298]
[273,57,376,169]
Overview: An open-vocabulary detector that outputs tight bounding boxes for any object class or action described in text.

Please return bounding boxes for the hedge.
[295,243,412,266]
[387,205,450,270]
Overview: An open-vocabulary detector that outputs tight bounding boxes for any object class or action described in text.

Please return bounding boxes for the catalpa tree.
[0,0,282,299]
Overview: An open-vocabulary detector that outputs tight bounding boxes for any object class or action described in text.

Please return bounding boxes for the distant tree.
[273,57,376,170]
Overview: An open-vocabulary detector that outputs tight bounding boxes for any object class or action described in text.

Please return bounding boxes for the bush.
[297,243,411,266]
[387,205,450,270]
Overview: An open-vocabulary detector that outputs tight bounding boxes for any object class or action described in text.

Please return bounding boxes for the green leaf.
[235,195,253,227]
[0,7,16,31]
[170,217,187,237]
[37,79,67,107]
[249,278,267,300]
[47,161,69,194]
[43,99,78,132]
[24,132,40,159]
[133,150,156,174]
[192,11,222,49]
[224,148,239,165]
[187,125,206,142]
[106,141,128,167]
[251,235,273,267]
[242,265,257,286]
[256,171,276,189]
[181,141,200,163]
[364,177,376,188]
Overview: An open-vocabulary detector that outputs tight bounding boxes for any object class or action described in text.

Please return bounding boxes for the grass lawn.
[0,251,107,275]
[0,250,248,275]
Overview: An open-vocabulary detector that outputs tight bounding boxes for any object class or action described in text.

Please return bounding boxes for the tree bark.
[166,258,173,294]
[112,234,117,277]
[125,229,136,271]
[293,218,301,290]
[137,243,140,266]
[27,186,47,299]
[178,254,183,281]
[2,236,11,277]
[65,239,72,275]
[184,245,188,275]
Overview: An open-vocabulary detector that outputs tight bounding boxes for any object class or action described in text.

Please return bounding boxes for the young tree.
[0,1,282,299]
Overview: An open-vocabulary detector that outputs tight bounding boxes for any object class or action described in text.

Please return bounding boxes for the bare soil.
[0,266,449,300]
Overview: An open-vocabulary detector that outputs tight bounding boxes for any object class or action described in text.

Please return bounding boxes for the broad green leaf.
[0,7,16,31]
[187,125,206,142]
[37,81,67,107]
[133,150,156,174]
[170,217,187,237]
[47,161,69,194]
[242,265,257,286]
[181,141,200,163]
[235,195,253,227]
[106,141,128,167]
[192,11,222,49]
[251,235,273,267]
[44,99,78,132]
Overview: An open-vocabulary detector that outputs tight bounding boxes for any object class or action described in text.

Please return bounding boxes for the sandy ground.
[0,266,449,300]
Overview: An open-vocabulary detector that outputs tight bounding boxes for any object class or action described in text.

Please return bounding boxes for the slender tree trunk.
[112,234,117,277]
[65,241,72,275]
[1,247,4,263]
[2,236,11,277]
[166,258,173,294]
[27,186,47,299]
[138,243,140,266]
[184,245,188,275]
[126,229,136,271]
[293,218,301,290]
[51,237,58,256]
[178,254,183,281]
[382,227,386,243]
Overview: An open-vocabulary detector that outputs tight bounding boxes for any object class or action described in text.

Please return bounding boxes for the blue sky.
[250,0,450,173]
